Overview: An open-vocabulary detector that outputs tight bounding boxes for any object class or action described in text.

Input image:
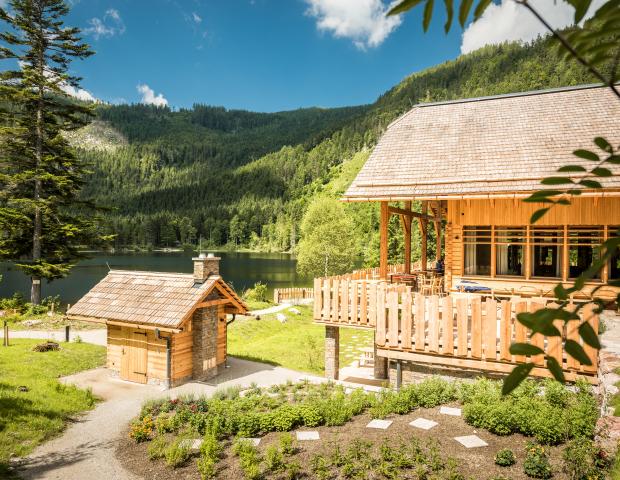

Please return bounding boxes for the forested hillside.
[78,34,597,260]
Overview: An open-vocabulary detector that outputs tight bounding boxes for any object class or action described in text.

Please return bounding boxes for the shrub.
[279,432,295,455]
[164,438,191,468]
[233,438,263,480]
[320,393,353,426]
[197,456,217,480]
[129,416,154,442]
[523,443,553,479]
[200,433,223,461]
[495,448,516,467]
[285,461,302,480]
[237,412,262,437]
[264,445,284,472]
[298,403,323,427]
[147,436,167,460]
[243,281,268,303]
[271,405,301,431]
[155,413,175,434]
[562,438,610,480]
[310,454,331,480]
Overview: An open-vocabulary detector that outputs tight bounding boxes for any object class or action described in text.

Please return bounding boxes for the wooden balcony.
[313,276,599,382]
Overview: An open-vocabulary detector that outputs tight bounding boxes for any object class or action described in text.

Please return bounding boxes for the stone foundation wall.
[388,359,505,385]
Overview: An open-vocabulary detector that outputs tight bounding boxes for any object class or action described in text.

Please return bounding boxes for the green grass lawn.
[0,339,106,474]
[228,305,372,374]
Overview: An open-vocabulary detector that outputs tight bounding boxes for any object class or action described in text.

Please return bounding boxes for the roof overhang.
[66,315,184,333]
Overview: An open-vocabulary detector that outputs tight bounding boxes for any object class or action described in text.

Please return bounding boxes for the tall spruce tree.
[0,0,105,304]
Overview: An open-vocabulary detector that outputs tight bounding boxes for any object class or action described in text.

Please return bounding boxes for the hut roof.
[344,84,620,201]
[66,270,247,329]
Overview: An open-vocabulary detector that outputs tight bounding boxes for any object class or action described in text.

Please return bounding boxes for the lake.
[0,251,310,305]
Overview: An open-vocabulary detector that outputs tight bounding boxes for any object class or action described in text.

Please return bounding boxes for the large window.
[568,227,603,279]
[463,227,491,276]
[495,227,525,276]
[530,227,563,278]
[610,226,620,280]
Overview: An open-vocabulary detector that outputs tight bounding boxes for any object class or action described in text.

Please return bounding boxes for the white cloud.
[304,0,401,50]
[18,60,97,102]
[192,12,202,23]
[461,0,605,54]
[85,8,126,40]
[137,84,168,107]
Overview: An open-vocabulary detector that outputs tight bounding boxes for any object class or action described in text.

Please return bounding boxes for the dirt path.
[0,328,107,346]
[16,358,312,480]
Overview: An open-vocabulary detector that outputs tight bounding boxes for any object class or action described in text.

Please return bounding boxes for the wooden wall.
[217,306,226,366]
[447,197,620,226]
[171,325,193,381]
[444,197,620,297]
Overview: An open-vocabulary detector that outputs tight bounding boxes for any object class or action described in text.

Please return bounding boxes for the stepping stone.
[440,406,461,416]
[366,419,393,429]
[454,435,488,448]
[409,418,438,430]
[179,438,203,450]
[296,431,320,441]
[239,438,261,446]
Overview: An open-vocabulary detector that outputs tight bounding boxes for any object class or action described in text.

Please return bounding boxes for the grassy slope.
[0,339,106,472]
[227,305,372,375]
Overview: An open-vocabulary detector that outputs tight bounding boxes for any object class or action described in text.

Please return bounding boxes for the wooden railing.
[273,287,314,304]
[313,277,599,381]
[339,263,420,280]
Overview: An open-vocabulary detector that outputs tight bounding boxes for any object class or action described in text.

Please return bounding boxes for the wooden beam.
[196,298,231,308]
[403,201,412,274]
[419,201,428,270]
[66,315,182,333]
[388,206,438,221]
[380,202,389,280]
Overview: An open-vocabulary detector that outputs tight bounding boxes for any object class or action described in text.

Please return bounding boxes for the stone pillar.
[325,325,340,380]
[373,332,388,380]
[192,294,219,381]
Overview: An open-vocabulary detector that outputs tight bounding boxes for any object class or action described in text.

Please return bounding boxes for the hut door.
[121,330,148,384]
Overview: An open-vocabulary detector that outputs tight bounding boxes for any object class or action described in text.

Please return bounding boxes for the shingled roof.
[344,85,620,201]
[67,270,247,329]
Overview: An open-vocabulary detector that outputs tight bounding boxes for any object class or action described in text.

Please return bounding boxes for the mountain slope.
[78,35,597,252]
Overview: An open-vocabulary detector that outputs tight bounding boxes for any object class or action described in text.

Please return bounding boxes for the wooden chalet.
[67,254,247,387]
[314,85,620,385]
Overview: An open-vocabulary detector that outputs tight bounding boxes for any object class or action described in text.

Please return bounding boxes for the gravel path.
[16,358,312,480]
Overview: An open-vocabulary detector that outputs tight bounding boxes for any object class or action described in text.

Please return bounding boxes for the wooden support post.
[325,325,340,380]
[404,201,412,274]
[380,202,389,280]
[419,201,428,271]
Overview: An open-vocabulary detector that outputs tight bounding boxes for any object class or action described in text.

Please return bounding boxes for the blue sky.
[37,0,589,112]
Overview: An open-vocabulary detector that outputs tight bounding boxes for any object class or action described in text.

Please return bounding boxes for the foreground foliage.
[0,339,105,474]
[130,377,605,478]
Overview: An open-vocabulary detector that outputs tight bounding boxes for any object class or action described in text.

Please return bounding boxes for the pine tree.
[0,0,106,304]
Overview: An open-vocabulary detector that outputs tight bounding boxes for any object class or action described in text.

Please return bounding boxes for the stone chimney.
[193,253,220,283]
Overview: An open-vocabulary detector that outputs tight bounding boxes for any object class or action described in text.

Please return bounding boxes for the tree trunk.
[31,7,44,305]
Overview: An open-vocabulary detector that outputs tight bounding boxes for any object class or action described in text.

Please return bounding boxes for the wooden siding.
[107,325,169,382]
[171,325,193,381]
[447,197,620,226]
[314,279,599,382]
[273,288,314,304]
[217,306,226,365]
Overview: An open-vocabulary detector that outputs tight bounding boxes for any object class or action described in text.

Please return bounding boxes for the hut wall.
[217,305,226,366]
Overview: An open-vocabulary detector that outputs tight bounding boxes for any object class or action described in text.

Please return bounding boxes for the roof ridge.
[415,83,606,109]
[108,269,222,280]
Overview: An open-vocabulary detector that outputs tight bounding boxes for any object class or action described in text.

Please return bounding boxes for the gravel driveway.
[16,358,314,480]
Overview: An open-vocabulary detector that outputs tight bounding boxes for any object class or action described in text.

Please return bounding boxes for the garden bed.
[119,378,610,479]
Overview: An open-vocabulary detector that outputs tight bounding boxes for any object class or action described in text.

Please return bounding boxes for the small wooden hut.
[67,254,247,387]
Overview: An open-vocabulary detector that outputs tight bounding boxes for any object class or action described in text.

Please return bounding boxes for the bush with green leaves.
[147,435,167,460]
[523,443,553,479]
[197,456,217,480]
[278,432,296,455]
[264,445,284,473]
[495,448,516,467]
[243,281,268,303]
[562,438,611,480]
[164,437,191,468]
[233,438,263,480]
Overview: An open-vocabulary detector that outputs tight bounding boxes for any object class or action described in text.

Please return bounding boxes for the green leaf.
[541,177,574,185]
[458,0,473,27]
[502,363,535,395]
[557,165,587,173]
[546,356,565,383]
[606,155,620,165]
[594,136,612,152]
[443,0,453,32]
[592,167,613,177]
[579,179,603,189]
[564,339,593,365]
[573,149,600,161]
[509,343,544,356]
[473,0,491,20]
[530,208,549,224]
[567,0,593,23]
[578,321,601,349]
[387,0,424,16]
[423,0,435,31]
